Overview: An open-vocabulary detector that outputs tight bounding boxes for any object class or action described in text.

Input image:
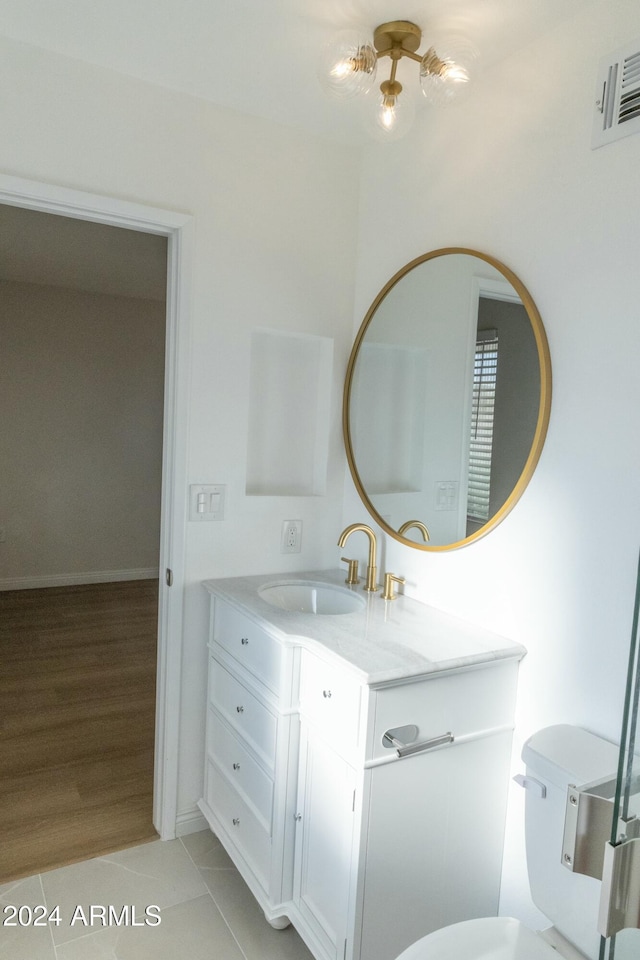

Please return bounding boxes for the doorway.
[0,204,166,880]
[0,175,192,876]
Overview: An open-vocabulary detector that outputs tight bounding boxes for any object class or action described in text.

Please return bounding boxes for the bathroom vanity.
[199,571,526,960]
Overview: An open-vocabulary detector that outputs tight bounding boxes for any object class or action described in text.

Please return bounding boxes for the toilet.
[394,725,619,960]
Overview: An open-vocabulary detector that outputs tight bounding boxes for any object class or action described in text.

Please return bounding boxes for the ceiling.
[0,205,167,300]
[0,0,597,296]
[0,0,597,142]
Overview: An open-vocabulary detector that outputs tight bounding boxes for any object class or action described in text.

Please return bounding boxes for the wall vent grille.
[593,40,640,148]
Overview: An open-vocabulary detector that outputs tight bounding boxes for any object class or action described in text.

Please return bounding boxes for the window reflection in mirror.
[467,328,498,533]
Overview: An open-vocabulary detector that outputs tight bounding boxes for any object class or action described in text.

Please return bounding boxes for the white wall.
[0,36,362,825]
[343,0,640,927]
[0,280,165,587]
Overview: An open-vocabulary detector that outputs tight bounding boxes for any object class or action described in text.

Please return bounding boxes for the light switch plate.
[189,484,226,521]
[435,481,458,512]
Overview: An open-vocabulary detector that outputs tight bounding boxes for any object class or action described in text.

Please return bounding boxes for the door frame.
[0,173,192,840]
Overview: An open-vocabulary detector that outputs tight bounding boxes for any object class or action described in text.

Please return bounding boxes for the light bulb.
[318,30,377,100]
[330,58,356,81]
[419,37,478,106]
[362,88,415,141]
[439,61,470,84]
[379,94,399,131]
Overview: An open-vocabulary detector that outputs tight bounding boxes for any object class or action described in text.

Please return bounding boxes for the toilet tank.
[521,724,619,960]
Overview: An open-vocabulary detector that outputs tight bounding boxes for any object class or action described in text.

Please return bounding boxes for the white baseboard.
[0,568,159,591]
[176,807,208,838]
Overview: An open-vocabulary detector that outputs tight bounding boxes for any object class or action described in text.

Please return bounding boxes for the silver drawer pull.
[241,637,249,645]
[236,705,244,713]
[322,690,332,699]
[382,728,454,758]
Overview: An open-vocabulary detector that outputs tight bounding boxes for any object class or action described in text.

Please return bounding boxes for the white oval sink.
[258,580,365,615]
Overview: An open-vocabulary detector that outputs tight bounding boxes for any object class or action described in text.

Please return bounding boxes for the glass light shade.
[318,30,377,100]
[362,89,415,142]
[419,37,478,106]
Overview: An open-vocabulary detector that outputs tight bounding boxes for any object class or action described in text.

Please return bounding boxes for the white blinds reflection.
[468,334,498,521]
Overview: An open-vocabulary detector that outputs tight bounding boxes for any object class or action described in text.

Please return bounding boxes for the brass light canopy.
[373,20,422,57]
[319,20,477,139]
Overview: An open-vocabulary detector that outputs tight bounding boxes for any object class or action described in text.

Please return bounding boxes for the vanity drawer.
[299,653,364,755]
[371,659,519,763]
[209,657,278,771]
[207,707,274,829]
[213,600,282,695]
[205,757,271,893]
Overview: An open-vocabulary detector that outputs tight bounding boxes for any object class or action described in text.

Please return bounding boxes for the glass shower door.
[600,555,640,959]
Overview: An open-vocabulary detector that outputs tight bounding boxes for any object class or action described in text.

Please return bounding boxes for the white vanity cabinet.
[201,574,525,960]
[291,650,520,960]
[198,596,298,925]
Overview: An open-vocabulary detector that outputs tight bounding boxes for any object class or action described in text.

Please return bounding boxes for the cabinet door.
[358,731,513,960]
[294,724,357,960]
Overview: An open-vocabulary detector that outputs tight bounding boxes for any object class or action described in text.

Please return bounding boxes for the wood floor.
[0,579,159,883]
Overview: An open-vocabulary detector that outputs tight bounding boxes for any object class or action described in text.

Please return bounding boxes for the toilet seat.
[394,917,569,960]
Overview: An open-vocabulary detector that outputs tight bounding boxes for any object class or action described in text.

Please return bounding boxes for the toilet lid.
[394,918,562,960]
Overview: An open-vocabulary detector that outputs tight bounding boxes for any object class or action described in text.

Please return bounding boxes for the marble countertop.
[203,569,526,686]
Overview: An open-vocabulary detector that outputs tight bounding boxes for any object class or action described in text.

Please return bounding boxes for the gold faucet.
[337,523,378,592]
[398,520,430,542]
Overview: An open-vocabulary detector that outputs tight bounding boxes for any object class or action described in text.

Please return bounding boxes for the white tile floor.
[0,831,314,960]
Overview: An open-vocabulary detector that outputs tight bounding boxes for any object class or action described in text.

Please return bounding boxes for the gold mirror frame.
[343,248,552,551]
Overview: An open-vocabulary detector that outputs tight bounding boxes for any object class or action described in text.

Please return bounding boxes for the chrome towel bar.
[382,726,454,758]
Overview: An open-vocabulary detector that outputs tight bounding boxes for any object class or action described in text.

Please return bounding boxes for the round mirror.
[343,248,551,550]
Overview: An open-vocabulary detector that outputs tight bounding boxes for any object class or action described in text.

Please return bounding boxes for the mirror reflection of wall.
[350,342,427,497]
[350,254,484,544]
[345,249,551,550]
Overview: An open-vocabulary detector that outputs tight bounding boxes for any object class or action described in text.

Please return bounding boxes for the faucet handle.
[381,573,405,601]
[341,557,359,585]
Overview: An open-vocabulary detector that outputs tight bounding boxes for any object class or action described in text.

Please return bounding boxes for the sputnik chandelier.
[319,21,477,139]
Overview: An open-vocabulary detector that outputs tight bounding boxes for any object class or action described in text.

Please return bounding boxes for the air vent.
[592,40,640,148]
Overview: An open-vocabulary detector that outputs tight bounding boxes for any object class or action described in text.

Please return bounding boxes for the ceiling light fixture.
[319,21,477,140]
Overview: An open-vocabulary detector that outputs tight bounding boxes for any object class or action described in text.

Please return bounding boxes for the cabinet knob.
[241,637,249,645]
[322,689,332,699]
[294,813,302,822]
[236,705,244,713]
[233,762,241,771]
[232,818,240,826]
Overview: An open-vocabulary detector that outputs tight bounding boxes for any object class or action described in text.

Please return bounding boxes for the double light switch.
[189,484,226,521]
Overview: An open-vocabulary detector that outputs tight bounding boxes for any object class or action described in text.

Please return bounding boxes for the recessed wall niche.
[349,341,426,494]
[246,329,333,496]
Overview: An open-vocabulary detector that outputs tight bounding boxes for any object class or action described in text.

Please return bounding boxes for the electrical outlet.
[281,519,302,554]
